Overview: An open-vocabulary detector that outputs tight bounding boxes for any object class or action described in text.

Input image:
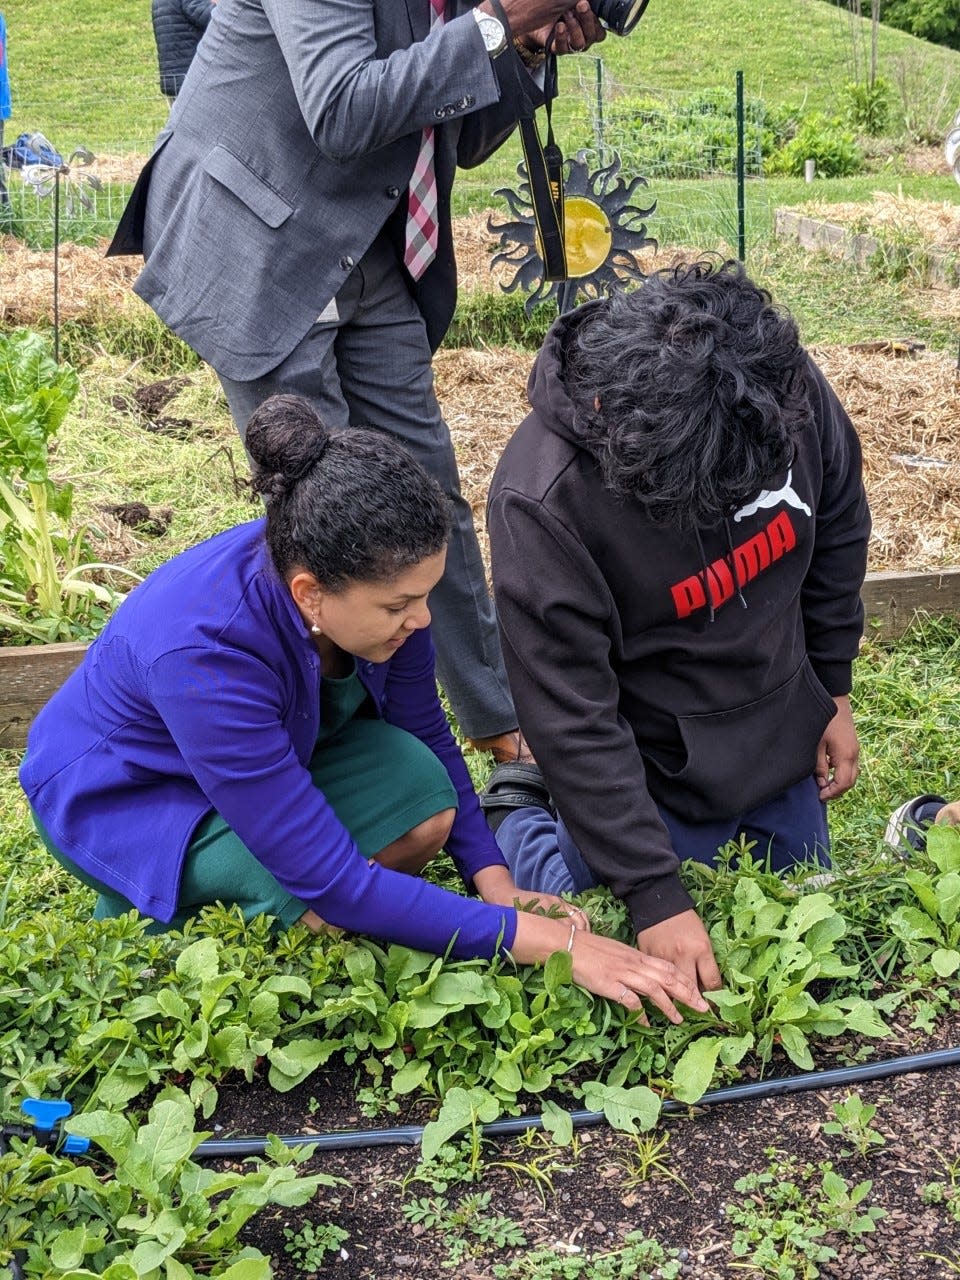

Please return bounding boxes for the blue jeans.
[496,774,830,898]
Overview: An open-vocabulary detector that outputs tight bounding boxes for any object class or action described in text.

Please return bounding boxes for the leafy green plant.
[401,1191,526,1268]
[282,1219,350,1270]
[821,1092,886,1157]
[726,1151,885,1278]
[921,1152,960,1225]
[766,114,863,178]
[886,823,960,980]
[840,77,892,135]
[0,328,140,641]
[660,859,889,1101]
[491,1232,684,1279]
[0,1090,338,1278]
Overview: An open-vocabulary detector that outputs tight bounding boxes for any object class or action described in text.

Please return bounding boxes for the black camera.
[589,0,650,35]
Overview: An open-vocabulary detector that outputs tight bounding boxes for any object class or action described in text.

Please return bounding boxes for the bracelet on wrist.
[513,36,546,69]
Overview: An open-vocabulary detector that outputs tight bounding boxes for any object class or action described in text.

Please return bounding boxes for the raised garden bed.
[775,193,960,287]
[6,570,960,751]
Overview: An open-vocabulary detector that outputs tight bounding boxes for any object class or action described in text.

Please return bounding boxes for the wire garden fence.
[1,62,790,262]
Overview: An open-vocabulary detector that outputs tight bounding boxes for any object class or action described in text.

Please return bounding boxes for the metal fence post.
[595,57,605,168]
[736,70,746,262]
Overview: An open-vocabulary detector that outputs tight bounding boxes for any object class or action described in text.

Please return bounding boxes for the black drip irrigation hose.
[194,1044,960,1160]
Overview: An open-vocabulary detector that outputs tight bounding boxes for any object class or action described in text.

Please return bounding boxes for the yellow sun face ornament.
[555,196,614,278]
[489,152,657,311]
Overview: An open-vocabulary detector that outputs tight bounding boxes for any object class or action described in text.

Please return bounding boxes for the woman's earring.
[310,622,322,636]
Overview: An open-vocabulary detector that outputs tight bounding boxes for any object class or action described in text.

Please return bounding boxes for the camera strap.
[484,0,567,280]
[516,48,567,280]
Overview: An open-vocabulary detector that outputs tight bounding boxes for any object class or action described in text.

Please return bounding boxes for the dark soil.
[208,1011,960,1279]
[109,376,214,437]
[102,500,172,537]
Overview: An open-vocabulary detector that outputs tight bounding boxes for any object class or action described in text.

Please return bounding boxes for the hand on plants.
[673,863,889,1091]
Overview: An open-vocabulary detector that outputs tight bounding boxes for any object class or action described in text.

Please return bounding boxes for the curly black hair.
[245,394,451,589]
[563,260,813,528]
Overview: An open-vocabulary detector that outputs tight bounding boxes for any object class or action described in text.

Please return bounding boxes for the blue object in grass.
[21,1098,90,1154]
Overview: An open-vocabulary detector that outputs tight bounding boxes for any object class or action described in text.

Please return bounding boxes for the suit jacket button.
[340,255,354,271]
[434,107,446,119]
[386,185,400,199]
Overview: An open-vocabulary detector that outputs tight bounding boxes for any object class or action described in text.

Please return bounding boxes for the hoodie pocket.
[645,659,837,821]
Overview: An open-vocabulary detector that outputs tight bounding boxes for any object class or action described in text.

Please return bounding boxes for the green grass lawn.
[4,0,960,152]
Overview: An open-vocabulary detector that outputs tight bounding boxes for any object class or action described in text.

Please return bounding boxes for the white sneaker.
[884,794,947,855]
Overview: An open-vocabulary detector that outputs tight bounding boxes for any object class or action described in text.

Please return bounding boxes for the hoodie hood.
[525,299,608,448]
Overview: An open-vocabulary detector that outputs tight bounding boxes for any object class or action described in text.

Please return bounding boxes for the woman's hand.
[510,911,709,1024]
[474,865,591,933]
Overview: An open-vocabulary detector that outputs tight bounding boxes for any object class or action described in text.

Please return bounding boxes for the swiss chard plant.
[0,328,139,642]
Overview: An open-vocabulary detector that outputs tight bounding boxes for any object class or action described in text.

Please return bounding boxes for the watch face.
[476,13,506,53]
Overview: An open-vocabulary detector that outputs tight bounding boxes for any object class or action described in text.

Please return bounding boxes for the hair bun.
[245,394,332,500]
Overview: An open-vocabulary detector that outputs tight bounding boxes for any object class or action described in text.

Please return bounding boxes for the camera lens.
[592,0,650,36]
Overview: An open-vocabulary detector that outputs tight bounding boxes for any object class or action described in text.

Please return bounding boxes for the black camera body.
[589,0,650,35]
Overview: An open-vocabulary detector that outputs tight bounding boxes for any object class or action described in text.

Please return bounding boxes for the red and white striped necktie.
[403,0,446,280]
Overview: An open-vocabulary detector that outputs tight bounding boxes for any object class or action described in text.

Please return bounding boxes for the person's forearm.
[510,910,577,964]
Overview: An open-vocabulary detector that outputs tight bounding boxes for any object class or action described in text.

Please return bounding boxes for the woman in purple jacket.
[20,394,703,1021]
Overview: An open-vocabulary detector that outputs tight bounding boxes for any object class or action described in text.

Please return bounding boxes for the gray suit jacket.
[109,0,542,380]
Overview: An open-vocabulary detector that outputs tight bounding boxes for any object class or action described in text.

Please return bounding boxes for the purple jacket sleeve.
[146,642,516,959]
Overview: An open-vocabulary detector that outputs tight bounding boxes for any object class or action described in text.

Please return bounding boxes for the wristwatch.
[472,7,508,58]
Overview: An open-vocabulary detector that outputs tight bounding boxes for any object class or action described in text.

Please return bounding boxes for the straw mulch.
[2,219,959,573]
[0,235,144,325]
[795,191,960,250]
[438,342,960,575]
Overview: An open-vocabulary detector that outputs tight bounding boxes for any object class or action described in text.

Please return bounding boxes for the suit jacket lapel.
[406,0,464,41]
[404,0,428,41]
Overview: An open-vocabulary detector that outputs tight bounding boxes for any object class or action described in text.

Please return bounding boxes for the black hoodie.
[487,305,871,934]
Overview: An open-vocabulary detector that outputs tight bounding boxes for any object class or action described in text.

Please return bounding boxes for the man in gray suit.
[109,0,603,763]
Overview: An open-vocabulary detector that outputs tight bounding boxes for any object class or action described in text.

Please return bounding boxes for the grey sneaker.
[884,794,948,855]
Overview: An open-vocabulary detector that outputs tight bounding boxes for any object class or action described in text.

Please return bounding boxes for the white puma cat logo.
[733,468,812,523]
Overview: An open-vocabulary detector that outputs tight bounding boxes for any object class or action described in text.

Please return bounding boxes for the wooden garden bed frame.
[3,570,960,751]
[774,209,959,287]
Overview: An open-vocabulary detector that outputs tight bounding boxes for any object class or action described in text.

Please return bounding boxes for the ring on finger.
[618,984,631,1002]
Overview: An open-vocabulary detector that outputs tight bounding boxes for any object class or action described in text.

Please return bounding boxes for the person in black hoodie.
[486,260,871,993]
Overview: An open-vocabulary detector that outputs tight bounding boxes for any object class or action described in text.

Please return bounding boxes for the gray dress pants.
[219,231,517,741]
